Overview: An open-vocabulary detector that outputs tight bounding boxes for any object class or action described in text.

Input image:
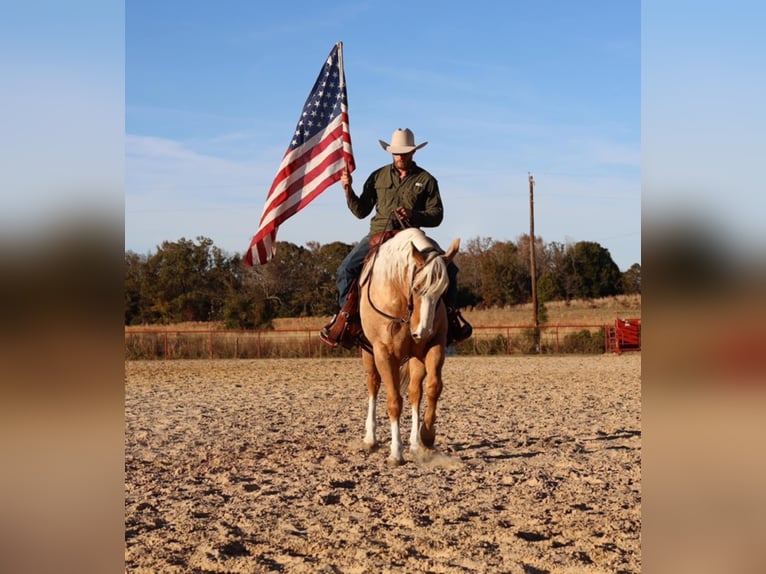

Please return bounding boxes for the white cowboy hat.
[378,128,428,154]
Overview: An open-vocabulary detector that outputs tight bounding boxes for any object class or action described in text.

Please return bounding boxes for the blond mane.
[368,228,449,299]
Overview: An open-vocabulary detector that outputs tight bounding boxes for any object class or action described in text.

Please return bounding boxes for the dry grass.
[277,294,642,330]
[125,321,219,332]
[463,294,642,327]
[124,295,641,333]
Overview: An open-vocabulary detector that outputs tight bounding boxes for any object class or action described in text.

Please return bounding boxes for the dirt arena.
[125,354,640,573]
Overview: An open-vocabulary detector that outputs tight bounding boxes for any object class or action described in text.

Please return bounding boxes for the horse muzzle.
[410,325,432,341]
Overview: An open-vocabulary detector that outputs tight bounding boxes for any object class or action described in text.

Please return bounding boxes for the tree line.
[124,235,640,328]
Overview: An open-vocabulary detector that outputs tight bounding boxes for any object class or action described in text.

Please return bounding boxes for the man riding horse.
[320,128,472,351]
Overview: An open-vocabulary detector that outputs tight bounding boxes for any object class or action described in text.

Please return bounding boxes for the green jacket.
[346,162,444,235]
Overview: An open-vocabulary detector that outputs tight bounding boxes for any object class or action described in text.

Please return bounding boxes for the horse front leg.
[407,358,426,452]
[420,345,445,448]
[362,350,380,449]
[374,350,404,465]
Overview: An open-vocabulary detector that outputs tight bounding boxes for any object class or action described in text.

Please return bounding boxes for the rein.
[361,214,444,325]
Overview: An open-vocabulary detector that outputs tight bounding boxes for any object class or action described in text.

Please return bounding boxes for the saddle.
[368,229,399,249]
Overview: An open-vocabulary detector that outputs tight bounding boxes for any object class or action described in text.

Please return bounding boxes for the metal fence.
[125,323,635,360]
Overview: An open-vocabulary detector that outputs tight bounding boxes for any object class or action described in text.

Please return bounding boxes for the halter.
[361,218,445,325]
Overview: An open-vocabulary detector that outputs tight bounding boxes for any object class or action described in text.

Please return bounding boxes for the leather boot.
[319,312,348,348]
[319,284,372,353]
[319,312,372,352]
[446,307,472,346]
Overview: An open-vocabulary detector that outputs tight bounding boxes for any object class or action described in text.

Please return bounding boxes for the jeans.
[337,234,460,309]
[337,236,372,307]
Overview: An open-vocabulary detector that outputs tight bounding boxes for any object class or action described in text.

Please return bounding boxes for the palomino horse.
[358,227,460,465]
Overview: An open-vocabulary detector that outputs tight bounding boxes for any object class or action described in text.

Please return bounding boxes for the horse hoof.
[362,440,378,452]
[387,456,405,467]
[420,425,436,448]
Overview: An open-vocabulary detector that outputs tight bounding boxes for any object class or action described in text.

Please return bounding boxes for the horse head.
[408,237,460,342]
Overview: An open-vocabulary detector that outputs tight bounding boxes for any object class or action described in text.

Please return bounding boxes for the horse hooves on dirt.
[387,456,405,467]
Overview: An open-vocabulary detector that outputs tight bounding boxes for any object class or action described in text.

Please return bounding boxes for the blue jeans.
[337,236,372,307]
[337,235,460,309]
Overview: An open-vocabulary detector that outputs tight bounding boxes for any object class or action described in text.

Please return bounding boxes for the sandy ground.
[125,354,640,573]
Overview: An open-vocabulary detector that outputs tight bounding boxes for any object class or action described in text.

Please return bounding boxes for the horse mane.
[373,228,450,299]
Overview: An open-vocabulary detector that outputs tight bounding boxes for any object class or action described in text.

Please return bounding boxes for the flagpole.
[337,41,345,88]
[337,41,352,176]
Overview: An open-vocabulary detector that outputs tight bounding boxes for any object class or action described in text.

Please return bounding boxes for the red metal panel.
[614,318,641,353]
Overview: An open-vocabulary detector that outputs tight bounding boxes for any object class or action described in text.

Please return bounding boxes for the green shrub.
[470,334,509,355]
[561,328,605,354]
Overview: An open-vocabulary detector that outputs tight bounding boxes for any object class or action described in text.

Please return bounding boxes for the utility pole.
[529,173,538,331]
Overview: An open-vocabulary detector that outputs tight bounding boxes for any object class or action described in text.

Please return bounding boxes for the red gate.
[608,318,641,354]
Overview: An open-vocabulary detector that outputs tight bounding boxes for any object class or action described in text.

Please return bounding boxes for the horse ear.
[410,242,425,266]
[444,238,461,263]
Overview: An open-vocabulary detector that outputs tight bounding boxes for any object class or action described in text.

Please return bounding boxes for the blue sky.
[125,1,641,271]
[4,2,762,276]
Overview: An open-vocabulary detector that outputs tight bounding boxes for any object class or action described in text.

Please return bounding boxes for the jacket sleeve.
[346,171,377,219]
[410,177,444,228]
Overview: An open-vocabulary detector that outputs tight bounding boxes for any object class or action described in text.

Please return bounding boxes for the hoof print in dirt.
[329,479,356,489]
[217,540,249,557]
[515,530,550,542]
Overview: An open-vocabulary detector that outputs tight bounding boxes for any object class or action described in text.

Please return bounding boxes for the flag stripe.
[252,128,346,243]
[245,43,354,266]
[252,148,345,248]
[261,149,345,232]
[259,133,348,227]
[259,117,346,223]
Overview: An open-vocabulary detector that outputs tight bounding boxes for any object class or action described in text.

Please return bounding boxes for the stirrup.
[447,308,472,346]
[340,320,373,353]
[352,328,373,354]
[319,313,373,354]
[319,313,343,348]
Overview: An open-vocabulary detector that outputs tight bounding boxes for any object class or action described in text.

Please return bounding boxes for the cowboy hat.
[378,128,428,154]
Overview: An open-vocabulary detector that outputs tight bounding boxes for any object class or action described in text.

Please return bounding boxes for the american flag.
[244,42,355,266]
